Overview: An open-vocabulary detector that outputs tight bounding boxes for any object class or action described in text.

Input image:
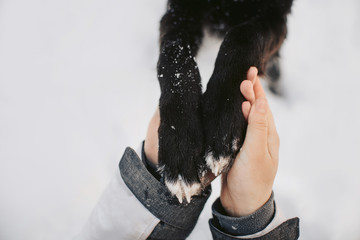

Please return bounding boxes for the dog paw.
[165,175,202,203]
[202,85,247,175]
[158,104,205,203]
[205,138,243,175]
[205,152,231,176]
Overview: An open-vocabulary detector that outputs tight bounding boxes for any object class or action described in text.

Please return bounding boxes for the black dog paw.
[202,82,247,176]
[158,106,205,203]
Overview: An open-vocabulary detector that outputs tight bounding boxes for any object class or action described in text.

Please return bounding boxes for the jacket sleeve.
[74,146,211,240]
[75,144,299,240]
[209,194,300,239]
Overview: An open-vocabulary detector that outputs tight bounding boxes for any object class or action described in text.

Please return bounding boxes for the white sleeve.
[73,170,160,240]
[74,145,212,240]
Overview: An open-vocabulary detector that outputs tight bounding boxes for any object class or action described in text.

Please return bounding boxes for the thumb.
[243,99,269,148]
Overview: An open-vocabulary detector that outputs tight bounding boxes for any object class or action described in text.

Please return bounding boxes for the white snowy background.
[1,0,360,239]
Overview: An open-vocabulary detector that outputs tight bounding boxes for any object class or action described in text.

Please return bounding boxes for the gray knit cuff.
[211,192,275,236]
[119,147,211,238]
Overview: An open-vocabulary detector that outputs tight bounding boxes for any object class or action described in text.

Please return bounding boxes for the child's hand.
[220,67,280,216]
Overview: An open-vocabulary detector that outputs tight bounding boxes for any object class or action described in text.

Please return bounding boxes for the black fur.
[157,0,293,195]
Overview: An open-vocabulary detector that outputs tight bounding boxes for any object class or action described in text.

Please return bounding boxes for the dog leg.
[157,0,206,203]
[202,17,288,176]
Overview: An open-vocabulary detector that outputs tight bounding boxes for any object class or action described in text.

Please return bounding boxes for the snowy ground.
[1,0,360,239]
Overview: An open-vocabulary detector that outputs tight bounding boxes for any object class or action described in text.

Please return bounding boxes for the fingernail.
[255,100,266,113]
[254,68,258,81]
[253,67,258,76]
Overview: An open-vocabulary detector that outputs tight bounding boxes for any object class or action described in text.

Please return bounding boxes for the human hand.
[220,67,280,217]
[144,108,160,166]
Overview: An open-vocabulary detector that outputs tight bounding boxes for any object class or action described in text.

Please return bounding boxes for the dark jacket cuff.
[212,193,275,236]
[209,217,300,240]
[119,147,211,239]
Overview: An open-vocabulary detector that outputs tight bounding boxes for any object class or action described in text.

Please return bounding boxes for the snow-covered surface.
[0,0,360,239]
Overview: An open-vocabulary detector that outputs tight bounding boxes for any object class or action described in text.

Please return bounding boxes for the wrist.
[220,191,272,217]
[144,139,158,165]
[144,108,160,165]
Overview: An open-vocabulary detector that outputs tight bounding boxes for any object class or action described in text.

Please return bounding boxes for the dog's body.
[156,0,293,202]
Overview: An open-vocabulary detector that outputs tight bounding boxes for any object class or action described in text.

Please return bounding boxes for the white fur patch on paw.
[182,181,202,203]
[165,176,183,203]
[205,152,230,176]
[165,175,202,204]
[232,138,240,152]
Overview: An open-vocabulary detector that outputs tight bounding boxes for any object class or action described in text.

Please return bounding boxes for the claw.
[165,177,184,203]
[205,152,231,176]
[182,181,202,203]
[165,175,202,203]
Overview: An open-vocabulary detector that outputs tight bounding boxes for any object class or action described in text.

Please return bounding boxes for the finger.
[247,67,258,84]
[267,108,277,138]
[254,77,267,100]
[255,75,260,85]
[242,101,251,121]
[266,109,280,161]
[240,80,255,104]
[242,99,269,150]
